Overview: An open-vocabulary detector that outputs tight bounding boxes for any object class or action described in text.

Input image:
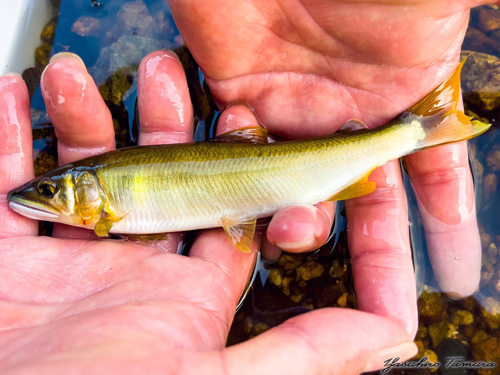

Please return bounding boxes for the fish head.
[7,166,105,227]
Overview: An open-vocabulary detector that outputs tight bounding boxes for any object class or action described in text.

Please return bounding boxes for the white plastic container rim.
[0,0,53,76]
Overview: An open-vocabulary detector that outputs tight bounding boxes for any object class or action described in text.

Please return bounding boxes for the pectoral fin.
[328,170,377,201]
[221,215,257,253]
[94,210,129,237]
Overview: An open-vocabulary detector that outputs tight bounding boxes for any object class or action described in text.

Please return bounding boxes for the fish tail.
[400,59,490,150]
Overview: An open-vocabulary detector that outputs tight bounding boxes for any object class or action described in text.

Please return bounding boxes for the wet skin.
[0,0,496,373]
[170,0,492,330]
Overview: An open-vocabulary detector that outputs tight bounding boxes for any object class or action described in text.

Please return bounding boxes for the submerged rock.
[418,290,448,324]
[295,261,324,282]
[450,310,474,326]
[71,16,101,37]
[478,8,500,33]
[487,145,500,171]
[480,296,500,329]
[462,27,500,56]
[117,0,155,38]
[460,51,500,111]
[154,11,174,37]
[484,173,498,193]
[88,35,172,86]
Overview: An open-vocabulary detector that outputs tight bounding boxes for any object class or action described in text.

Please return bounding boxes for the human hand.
[168,0,496,335]
[0,53,417,374]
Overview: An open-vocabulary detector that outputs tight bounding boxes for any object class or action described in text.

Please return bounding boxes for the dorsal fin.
[209,126,270,144]
[338,119,369,132]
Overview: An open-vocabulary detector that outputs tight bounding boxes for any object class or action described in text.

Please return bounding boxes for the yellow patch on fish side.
[132,173,148,206]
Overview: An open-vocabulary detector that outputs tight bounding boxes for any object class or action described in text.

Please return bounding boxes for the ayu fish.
[7,61,490,252]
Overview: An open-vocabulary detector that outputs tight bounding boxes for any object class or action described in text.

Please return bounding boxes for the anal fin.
[328,170,377,201]
[221,215,257,253]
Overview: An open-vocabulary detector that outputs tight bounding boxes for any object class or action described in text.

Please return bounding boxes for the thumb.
[222,308,417,374]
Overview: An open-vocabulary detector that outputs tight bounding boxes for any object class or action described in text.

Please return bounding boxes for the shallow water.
[21,0,500,371]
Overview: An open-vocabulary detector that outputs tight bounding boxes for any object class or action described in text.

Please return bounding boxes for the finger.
[41,53,115,165]
[220,309,417,375]
[266,202,335,254]
[189,229,259,313]
[345,160,418,337]
[8,309,416,374]
[0,75,38,237]
[405,141,480,298]
[216,103,261,134]
[137,50,194,145]
[261,237,282,262]
[41,53,116,240]
[135,51,195,252]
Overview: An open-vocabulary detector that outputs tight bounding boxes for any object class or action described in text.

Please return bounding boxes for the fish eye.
[38,180,57,198]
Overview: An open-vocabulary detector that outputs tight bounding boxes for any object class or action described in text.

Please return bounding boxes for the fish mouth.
[8,196,60,220]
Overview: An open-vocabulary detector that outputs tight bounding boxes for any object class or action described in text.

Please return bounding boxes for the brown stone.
[462,323,476,338]
[296,261,324,282]
[418,291,447,323]
[451,310,474,326]
[460,51,500,111]
[481,297,500,329]
[462,27,500,56]
[484,173,498,193]
[472,337,500,362]
[268,268,283,287]
[328,260,344,278]
[472,329,489,344]
[479,8,500,33]
[71,16,101,37]
[41,21,57,43]
[480,226,493,249]
[428,320,449,347]
[337,293,348,308]
[279,255,302,270]
[416,323,428,340]
[487,147,500,172]
[481,261,495,285]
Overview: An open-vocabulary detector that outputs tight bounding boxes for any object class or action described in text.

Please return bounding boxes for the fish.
[7,61,490,252]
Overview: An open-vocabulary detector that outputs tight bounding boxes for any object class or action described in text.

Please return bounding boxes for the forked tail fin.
[398,60,490,150]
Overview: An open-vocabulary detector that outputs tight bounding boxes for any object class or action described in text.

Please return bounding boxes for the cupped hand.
[169,0,495,335]
[0,53,417,374]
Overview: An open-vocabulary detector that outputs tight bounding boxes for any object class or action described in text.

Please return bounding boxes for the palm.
[170,0,483,324]
[0,233,244,367]
[170,0,470,138]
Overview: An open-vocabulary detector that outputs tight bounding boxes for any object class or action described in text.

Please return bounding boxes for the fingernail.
[49,52,87,70]
[275,237,316,251]
[159,48,181,61]
[362,341,418,373]
[3,72,22,77]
